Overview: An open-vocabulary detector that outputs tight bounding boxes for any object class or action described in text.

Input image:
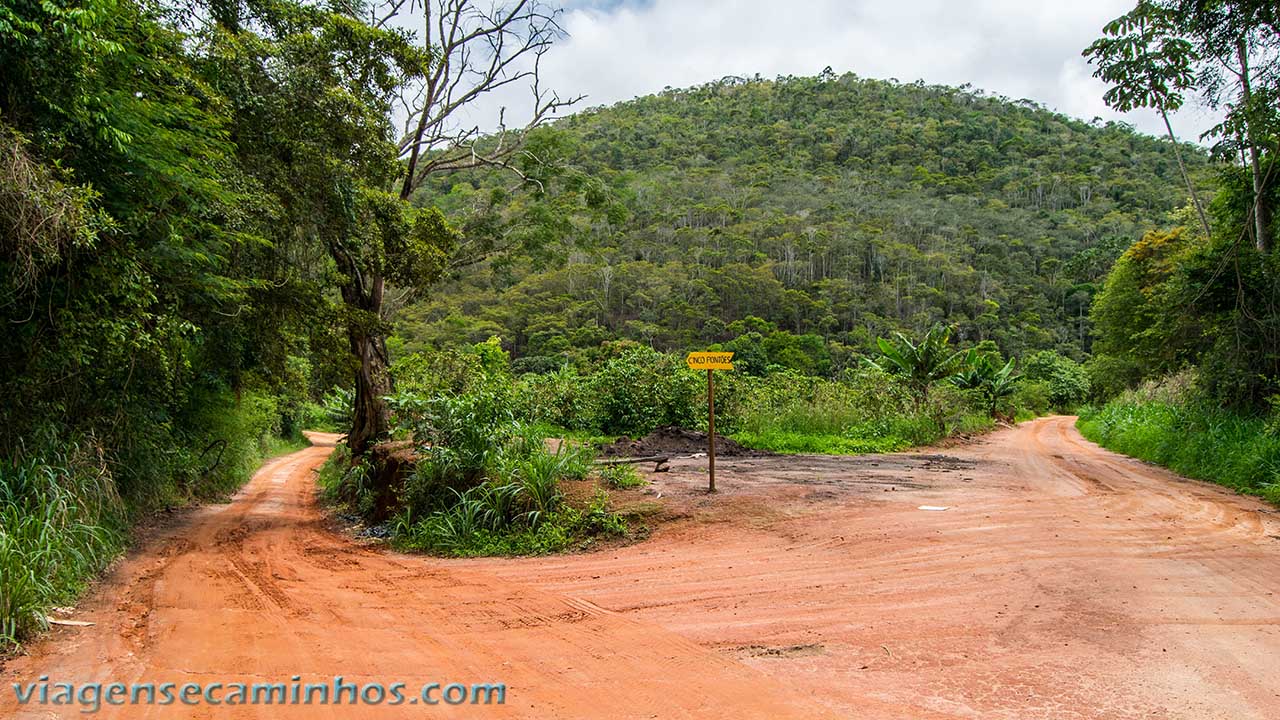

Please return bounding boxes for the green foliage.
[175,390,295,499]
[719,366,995,454]
[356,348,624,557]
[1,0,367,644]
[0,0,334,632]
[1010,380,1053,417]
[391,429,620,557]
[1175,229,1280,408]
[1091,227,1196,373]
[1083,1,1197,116]
[391,387,518,485]
[588,346,704,436]
[0,442,124,648]
[515,366,599,431]
[1023,350,1091,411]
[1079,375,1280,503]
[1084,354,1145,402]
[390,341,1041,461]
[868,324,969,403]
[951,350,1022,417]
[1083,2,1279,411]
[500,343,706,437]
[397,499,624,558]
[316,444,353,503]
[599,463,646,489]
[1090,216,1280,409]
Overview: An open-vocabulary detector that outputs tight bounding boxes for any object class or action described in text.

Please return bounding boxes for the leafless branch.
[394,0,582,200]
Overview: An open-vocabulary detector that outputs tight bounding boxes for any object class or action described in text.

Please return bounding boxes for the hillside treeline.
[397,71,1207,371]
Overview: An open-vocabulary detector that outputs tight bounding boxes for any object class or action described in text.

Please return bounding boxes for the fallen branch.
[594,455,670,472]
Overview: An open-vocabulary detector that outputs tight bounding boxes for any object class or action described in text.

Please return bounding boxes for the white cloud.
[411,0,1220,144]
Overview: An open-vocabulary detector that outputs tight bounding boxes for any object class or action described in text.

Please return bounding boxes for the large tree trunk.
[337,254,392,455]
[1247,144,1271,253]
[347,327,391,456]
[1160,108,1212,240]
[1238,39,1272,253]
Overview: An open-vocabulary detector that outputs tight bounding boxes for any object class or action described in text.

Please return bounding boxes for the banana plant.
[867,324,970,405]
[952,350,1022,418]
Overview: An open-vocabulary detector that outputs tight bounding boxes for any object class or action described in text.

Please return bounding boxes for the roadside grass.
[730,430,910,454]
[316,443,355,504]
[262,433,312,460]
[1,411,313,651]
[0,445,125,648]
[1078,395,1280,505]
[525,422,618,449]
[713,368,1006,455]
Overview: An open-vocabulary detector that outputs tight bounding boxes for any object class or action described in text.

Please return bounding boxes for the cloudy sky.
[408,0,1221,143]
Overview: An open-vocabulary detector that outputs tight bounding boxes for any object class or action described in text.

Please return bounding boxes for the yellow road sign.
[686,351,734,371]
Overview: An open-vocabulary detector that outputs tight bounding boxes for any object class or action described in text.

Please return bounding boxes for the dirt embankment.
[5,418,1280,719]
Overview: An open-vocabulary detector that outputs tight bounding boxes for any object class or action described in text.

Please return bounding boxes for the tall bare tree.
[385,0,581,199]
[341,0,580,454]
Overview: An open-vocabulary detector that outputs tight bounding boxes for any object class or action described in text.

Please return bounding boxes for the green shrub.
[1011,380,1052,417]
[587,347,704,436]
[390,381,518,486]
[515,366,598,432]
[1084,353,1143,402]
[1024,351,1090,411]
[599,463,646,489]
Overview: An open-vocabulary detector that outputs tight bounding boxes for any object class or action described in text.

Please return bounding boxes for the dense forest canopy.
[395,71,1210,374]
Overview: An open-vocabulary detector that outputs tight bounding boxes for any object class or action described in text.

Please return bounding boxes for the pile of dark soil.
[599,426,771,458]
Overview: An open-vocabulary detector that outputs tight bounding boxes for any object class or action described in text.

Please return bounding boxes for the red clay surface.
[4,417,1280,718]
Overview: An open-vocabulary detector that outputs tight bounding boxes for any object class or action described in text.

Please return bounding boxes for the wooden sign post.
[685,352,734,492]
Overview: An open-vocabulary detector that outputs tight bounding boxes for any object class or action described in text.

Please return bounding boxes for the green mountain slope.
[396,72,1206,374]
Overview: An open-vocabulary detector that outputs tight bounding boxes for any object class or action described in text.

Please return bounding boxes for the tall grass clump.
[0,442,125,647]
[327,341,633,557]
[393,431,619,556]
[1078,373,1280,504]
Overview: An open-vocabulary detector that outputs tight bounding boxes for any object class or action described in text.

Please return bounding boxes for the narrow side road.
[2,435,827,719]
[4,418,1279,719]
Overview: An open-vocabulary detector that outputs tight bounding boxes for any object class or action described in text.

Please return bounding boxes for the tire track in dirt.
[470,417,1280,719]
[4,419,1279,718]
[0,435,833,719]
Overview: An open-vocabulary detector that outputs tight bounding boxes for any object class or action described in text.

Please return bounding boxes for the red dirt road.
[4,417,1280,718]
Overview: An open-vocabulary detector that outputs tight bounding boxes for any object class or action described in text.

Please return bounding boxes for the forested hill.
[396,72,1206,375]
